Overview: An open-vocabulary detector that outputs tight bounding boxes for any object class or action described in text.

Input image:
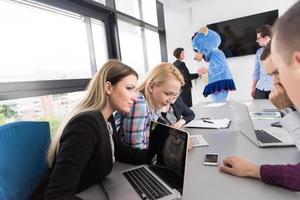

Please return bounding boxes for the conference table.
[77,100,300,200]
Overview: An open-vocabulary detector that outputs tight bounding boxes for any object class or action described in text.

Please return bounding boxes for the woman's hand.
[219,156,261,179]
[171,119,186,129]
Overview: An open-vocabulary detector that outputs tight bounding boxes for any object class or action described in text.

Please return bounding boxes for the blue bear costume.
[192,29,236,102]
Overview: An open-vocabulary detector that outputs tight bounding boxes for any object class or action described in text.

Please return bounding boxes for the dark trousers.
[180,88,193,107]
[254,88,271,99]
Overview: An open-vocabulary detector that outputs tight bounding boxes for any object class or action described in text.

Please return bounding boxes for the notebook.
[185,118,231,129]
[232,102,295,148]
[102,121,189,200]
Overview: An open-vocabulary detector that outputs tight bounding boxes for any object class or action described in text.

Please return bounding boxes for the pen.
[203,119,213,124]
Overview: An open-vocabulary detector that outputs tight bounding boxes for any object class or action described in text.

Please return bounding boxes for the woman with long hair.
[115,62,185,150]
[31,59,139,200]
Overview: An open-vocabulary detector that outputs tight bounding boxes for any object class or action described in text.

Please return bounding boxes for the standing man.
[173,47,200,107]
[251,25,273,99]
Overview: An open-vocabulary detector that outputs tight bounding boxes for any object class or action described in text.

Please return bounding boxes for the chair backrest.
[0,121,50,200]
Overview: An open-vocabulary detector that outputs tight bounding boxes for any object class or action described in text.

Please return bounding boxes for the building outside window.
[0,91,85,135]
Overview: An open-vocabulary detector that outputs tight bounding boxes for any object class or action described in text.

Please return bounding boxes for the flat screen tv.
[207,10,278,58]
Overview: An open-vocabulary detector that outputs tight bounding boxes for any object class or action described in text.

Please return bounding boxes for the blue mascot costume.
[192,27,236,102]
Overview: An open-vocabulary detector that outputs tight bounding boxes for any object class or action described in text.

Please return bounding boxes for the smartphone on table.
[203,153,219,166]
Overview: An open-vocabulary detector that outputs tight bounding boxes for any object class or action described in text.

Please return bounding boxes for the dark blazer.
[31,111,113,200]
[172,96,195,123]
[173,60,199,89]
[31,111,147,200]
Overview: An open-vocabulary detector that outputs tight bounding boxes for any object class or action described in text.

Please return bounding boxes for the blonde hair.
[47,59,138,167]
[138,62,184,110]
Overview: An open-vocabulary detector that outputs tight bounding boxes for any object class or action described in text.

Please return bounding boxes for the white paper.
[250,112,281,120]
[204,103,226,108]
[190,135,209,147]
[185,118,231,129]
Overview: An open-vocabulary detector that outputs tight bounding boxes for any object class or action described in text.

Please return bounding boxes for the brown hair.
[272,1,300,64]
[260,42,271,61]
[256,24,272,38]
[173,47,184,59]
[48,59,137,167]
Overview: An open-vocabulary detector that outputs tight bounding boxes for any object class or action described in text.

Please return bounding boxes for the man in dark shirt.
[173,47,200,107]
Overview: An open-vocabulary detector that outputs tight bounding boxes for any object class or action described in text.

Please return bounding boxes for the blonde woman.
[30,60,139,200]
[115,63,185,150]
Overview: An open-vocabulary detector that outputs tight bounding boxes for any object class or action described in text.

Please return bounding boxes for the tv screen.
[207,10,278,58]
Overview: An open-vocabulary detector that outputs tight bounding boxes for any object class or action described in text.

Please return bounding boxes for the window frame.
[0,0,167,101]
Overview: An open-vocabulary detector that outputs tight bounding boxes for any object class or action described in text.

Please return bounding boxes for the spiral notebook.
[185,118,231,129]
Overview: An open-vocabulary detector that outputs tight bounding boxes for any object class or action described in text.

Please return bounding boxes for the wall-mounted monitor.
[207,10,278,58]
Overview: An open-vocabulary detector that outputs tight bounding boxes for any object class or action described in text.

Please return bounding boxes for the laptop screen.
[232,102,260,146]
[147,121,188,193]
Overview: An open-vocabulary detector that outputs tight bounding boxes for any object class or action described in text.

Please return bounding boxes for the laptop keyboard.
[255,129,281,143]
[123,167,172,200]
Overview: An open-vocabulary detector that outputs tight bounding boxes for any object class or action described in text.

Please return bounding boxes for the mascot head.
[192,27,221,61]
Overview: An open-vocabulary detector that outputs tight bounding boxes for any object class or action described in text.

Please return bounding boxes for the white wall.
[163,6,207,105]
[162,0,297,105]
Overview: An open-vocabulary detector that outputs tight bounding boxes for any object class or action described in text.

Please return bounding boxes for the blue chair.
[0,121,50,200]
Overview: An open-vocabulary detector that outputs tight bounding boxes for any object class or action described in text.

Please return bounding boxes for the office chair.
[0,121,50,200]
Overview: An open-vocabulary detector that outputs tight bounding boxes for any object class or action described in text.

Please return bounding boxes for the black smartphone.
[203,153,219,166]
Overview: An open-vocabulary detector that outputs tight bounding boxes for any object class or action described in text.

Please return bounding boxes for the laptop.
[232,102,295,148]
[103,121,189,200]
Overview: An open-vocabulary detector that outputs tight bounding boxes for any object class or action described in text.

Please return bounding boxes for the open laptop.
[103,121,189,200]
[232,102,295,148]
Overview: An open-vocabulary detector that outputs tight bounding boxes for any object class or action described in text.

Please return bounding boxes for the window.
[118,20,162,75]
[115,0,157,26]
[116,0,163,75]
[118,20,145,75]
[91,19,108,71]
[145,29,161,70]
[0,0,108,82]
[0,91,85,135]
[0,0,167,125]
[115,0,140,19]
[141,0,158,26]
[0,1,90,81]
